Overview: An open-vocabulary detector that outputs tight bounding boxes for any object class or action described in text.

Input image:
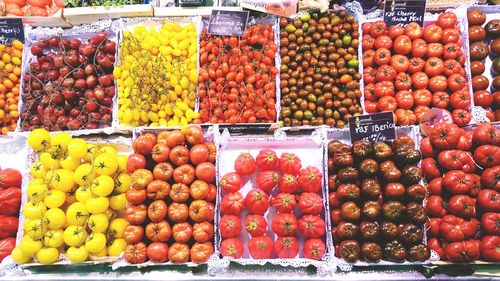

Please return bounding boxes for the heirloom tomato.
[193,221,213,243]
[481,212,500,235]
[303,239,326,260]
[298,193,323,215]
[429,123,461,150]
[245,189,270,215]
[448,195,476,218]
[298,215,326,239]
[220,238,244,258]
[172,222,193,243]
[220,192,244,215]
[124,242,147,264]
[168,243,190,263]
[168,202,188,223]
[234,153,257,176]
[426,195,447,218]
[279,153,302,175]
[255,149,278,171]
[272,213,298,237]
[480,236,500,262]
[248,236,274,259]
[220,172,243,193]
[440,215,478,242]
[146,242,169,263]
[190,242,214,264]
[245,215,267,237]
[189,200,211,222]
[145,221,171,242]
[274,236,299,258]
[445,240,480,262]
[477,189,500,212]
[195,162,215,183]
[270,193,296,213]
[256,171,280,193]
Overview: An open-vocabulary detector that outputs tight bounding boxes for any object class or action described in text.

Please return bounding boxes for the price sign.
[383,0,426,27]
[0,19,24,45]
[348,112,396,143]
[208,10,249,36]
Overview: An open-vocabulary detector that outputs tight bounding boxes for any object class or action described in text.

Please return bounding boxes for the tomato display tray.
[14,20,121,136]
[213,128,335,274]
[324,125,434,271]
[16,135,132,267]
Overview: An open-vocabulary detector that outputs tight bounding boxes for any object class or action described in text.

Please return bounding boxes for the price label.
[208,10,249,36]
[0,19,24,45]
[383,0,426,27]
[348,112,396,143]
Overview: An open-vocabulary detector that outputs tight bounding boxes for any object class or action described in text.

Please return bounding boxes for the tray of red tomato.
[361,8,485,127]
[215,128,334,272]
[326,125,432,267]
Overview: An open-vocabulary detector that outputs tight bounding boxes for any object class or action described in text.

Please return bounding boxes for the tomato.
[245,189,270,215]
[220,172,243,193]
[168,242,190,263]
[363,50,375,67]
[255,148,278,171]
[146,242,169,263]
[153,162,174,181]
[192,221,214,243]
[220,238,244,258]
[481,166,500,190]
[420,137,435,157]
[421,157,441,180]
[412,39,427,58]
[481,212,500,235]
[423,24,443,43]
[206,142,217,163]
[148,200,168,223]
[430,123,461,150]
[195,162,215,183]
[0,237,15,262]
[220,192,244,215]
[270,193,296,213]
[411,72,429,90]
[248,236,273,259]
[428,218,441,237]
[274,236,299,258]
[205,184,216,202]
[474,90,493,107]
[405,22,423,40]
[144,180,170,201]
[374,81,395,98]
[173,164,195,185]
[298,214,326,238]
[279,153,302,175]
[220,215,242,239]
[428,238,445,259]
[125,242,147,264]
[0,168,21,188]
[234,153,257,176]
[190,144,209,165]
[299,239,324,261]
[437,12,457,29]
[443,170,474,195]
[298,192,323,215]
[440,215,478,242]
[395,74,412,92]
[443,59,463,77]
[125,204,147,225]
[127,153,147,173]
[172,222,193,243]
[477,189,500,212]
[425,59,445,79]
[448,195,476,218]
[480,236,500,262]
[362,35,375,50]
[374,48,391,65]
[474,145,500,168]
[133,134,155,155]
[278,173,298,193]
[437,150,468,170]
[413,89,432,107]
[408,57,425,74]
[272,213,298,237]
[244,214,267,237]
[393,35,412,55]
[426,195,447,217]
[445,240,480,262]
[473,123,500,146]
[431,91,449,109]
[189,180,208,200]
[125,188,146,205]
[369,21,387,37]
[297,166,322,193]
[364,67,377,84]
[145,221,171,242]
[388,25,404,39]
[468,9,486,26]
[189,200,211,222]
[395,90,414,109]
[374,35,393,49]
[441,28,460,44]
[365,101,378,113]
[190,242,214,264]
[427,43,444,58]
[256,171,280,193]
[124,225,144,244]
[170,183,190,203]
[376,65,397,81]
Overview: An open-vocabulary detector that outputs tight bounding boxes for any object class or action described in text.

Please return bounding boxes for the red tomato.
[411,72,429,90]
[395,109,417,125]
[220,238,244,258]
[425,57,445,77]
[147,242,169,263]
[414,105,430,121]
[190,242,214,264]
[148,200,168,223]
[245,214,267,237]
[279,153,302,175]
[437,150,468,170]
[271,213,298,237]
[477,189,500,212]
[271,193,296,213]
[173,164,195,185]
[365,100,378,113]
[255,148,278,171]
[168,242,190,263]
[297,166,323,193]
[124,225,144,244]
[451,109,472,127]
[303,239,326,260]
[220,172,243,193]
[411,39,427,58]
[437,12,457,29]
[220,215,242,238]
[474,145,500,168]
[0,168,21,189]
[298,215,326,238]
[133,133,156,155]
[193,221,214,243]
[274,236,299,258]
[369,21,387,37]
[426,195,448,217]
[374,48,391,65]
[125,242,147,264]
[428,218,441,237]
[395,90,414,109]
[377,96,397,112]
[443,59,463,77]
[388,25,405,39]
[363,50,375,67]
[234,153,256,176]
[408,57,425,74]
[413,89,432,106]
[184,126,205,145]
[405,22,423,40]
[245,189,270,215]
[375,65,397,81]
[278,174,298,193]
[481,166,500,190]
[443,170,474,194]
[220,192,244,215]
[190,144,209,165]
[420,137,435,157]
[248,236,274,259]
[362,35,375,50]
[391,56,410,74]
[441,28,460,44]
[445,240,480,262]
[422,157,442,181]
[481,212,500,235]
[364,67,377,84]
[393,35,412,55]
[172,222,193,243]
[443,43,462,60]
[457,131,473,151]
[127,153,147,173]
[440,215,478,242]
[256,171,280,193]
[0,237,15,262]
[195,162,215,183]
[374,81,395,98]
[429,123,461,149]
[427,43,444,57]
[473,90,493,107]
[298,192,323,215]
[448,195,476,218]
[432,91,450,108]
[428,238,445,258]
[126,188,147,205]
[473,123,500,146]
[480,236,500,262]
[447,74,467,92]
[374,35,393,49]
[423,24,443,43]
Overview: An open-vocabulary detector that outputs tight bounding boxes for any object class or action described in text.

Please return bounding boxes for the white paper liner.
[324,125,434,271]
[212,128,336,275]
[12,19,123,137]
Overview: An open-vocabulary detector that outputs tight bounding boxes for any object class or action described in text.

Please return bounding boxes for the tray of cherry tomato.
[16,21,118,135]
[215,128,333,271]
[326,126,432,266]
[466,6,500,122]
[361,8,479,127]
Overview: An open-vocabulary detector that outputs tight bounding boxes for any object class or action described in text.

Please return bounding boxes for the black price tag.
[0,19,24,45]
[208,10,249,36]
[383,0,426,27]
[348,112,396,143]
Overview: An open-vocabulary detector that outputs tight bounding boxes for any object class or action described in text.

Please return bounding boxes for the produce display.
[11,129,130,264]
[198,20,279,124]
[124,126,216,264]
[64,0,144,8]
[362,12,473,126]
[0,40,23,135]
[218,137,328,261]
[467,8,499,122]
[279,10,362,128]
[20,32,116,131]
[0,0,63,17]
[116,22,200,127]
[0,168,22,262]
[328,133,430,263]
[422,123,500,262]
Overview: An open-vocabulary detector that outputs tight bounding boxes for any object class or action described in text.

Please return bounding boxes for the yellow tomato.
[114,173,131,194]
[108,218,128,239]
[109,193,127,211]
[51,169,75,192]
[19,236,43,257]
[42,208,66,229]
[27,128,51,151]
[30,161,46,178]
[88,213,109,233]
[27,182,47,203]
[40,152,60,169]
[67,246,88,264]
[51,132,71,152]
[93,153,118,176]
[117,155,128,172]
[74,163,94,186]
[75,186,92,203]
[84,232,106,254]
[98,145,117,156]
[23,201,46,219]
[63,225,87,247]
[11,246,31,264]
[94,247,107,257]
[83,143,98,162]
[36,247,59,265]
[90,175,114,197]
[66,202,89,226]
[43,229,64,248]
[60,155,81,171]
[44,190,66,208]
[84,197,109,214]
[67,139,87,159]
[24,219,44,240]
[107,239,126,257]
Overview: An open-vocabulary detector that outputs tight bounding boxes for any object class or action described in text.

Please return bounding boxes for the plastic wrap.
[14,20,122,136]
[212,128,335,275]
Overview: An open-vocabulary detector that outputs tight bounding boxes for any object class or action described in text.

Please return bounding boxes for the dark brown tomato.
[383,240,407,262]
[361,179,381,198]
[408,244,430,262]
[339,240,361,262]
[384,183,406,199]
[380,221,398,240]
[402,165,423,184]
[359,159,379,178]
[352,140,373,159]
[362,201,382,221]
[406,202,427,226]
[361,242,382,262]
[398,224,424,246]
[337,221,360,240]
[382,201,405,222]
[360,221,380,241]
[373,142,393,160]
[338,167,360,182]
[407,184,427,202]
